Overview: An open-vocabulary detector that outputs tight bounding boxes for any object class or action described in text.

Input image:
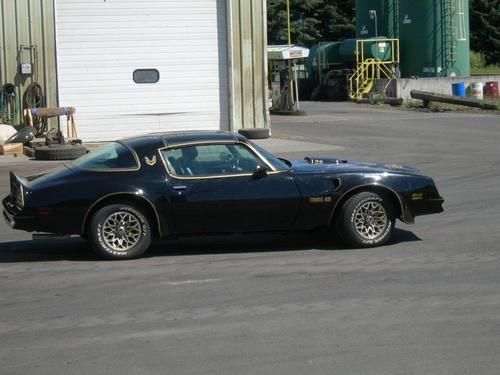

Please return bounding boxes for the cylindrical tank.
[339,38,393,62]
[305,42,342,78]
[399,0,470,78]
[356,0,399,39]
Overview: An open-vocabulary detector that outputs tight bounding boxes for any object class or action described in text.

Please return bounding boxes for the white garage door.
[55,0,229,141]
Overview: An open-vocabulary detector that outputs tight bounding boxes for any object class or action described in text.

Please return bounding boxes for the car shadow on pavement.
[0,238,94,262]
[0,228,420,263]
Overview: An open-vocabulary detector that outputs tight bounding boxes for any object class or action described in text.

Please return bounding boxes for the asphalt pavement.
[1,102,499,374]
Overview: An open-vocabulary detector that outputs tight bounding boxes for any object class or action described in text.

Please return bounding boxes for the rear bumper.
[2,196,35,231]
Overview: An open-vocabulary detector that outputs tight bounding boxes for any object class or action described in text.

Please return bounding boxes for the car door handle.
[173,185,188,191]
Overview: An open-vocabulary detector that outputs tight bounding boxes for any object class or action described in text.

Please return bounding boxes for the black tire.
[335,191,395,248]
[35,144,88,160]
[238,128,270,139]
[5,126,36,144]
[88,204,151,260]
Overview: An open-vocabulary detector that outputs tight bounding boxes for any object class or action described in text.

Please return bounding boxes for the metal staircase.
[348,38,400,100]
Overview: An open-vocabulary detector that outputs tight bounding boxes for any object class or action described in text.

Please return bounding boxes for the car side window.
[72,142,138,170]
[162,143,263,177]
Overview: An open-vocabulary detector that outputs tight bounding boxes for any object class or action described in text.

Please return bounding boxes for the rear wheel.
[88,204,151,259]
[35,144,87,160]
[336,191,395,248]
[238,128,270,139]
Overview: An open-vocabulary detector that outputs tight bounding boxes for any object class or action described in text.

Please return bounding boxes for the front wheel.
[336,191,395,248]
[88,204,151,259]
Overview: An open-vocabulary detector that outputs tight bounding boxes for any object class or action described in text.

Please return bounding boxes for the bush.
[471,51,500,75]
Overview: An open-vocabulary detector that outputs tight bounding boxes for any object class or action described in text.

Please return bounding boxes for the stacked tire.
[35,144,88,160]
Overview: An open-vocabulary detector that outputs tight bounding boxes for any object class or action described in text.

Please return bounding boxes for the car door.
[161,142,301,234]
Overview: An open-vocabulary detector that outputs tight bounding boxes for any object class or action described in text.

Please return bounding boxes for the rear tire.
[238,128,270,139]
[35,144,87,160]
[336,191,395,248]
[88,204,151,260]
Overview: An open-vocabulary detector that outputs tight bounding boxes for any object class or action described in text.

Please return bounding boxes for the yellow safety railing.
[348,38,400,100]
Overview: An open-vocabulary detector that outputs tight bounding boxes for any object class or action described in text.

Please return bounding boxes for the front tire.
[336,192,395,248]
[88,204,151,259]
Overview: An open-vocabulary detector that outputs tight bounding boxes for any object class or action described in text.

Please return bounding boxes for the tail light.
[10,172,25,210]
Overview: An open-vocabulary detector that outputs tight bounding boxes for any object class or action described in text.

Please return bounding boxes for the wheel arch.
[81,193,164,238]
[329,184,404,226]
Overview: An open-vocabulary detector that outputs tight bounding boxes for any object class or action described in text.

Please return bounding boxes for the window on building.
[133,69,160,84]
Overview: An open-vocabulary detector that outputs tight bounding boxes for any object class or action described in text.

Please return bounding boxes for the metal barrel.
[484,81,499,98]
[451,82,466,97]
[469,82,483,100]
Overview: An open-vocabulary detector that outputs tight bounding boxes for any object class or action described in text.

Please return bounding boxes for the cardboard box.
[0,143,23,156]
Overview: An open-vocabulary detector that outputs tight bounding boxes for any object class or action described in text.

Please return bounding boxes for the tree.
[470,0,500,64]
[267,0,499,65]
[267,0,355,47]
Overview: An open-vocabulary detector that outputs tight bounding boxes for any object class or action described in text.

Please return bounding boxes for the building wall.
[0,0,269,136]
[0,0,58,126]
[227,0,270,132]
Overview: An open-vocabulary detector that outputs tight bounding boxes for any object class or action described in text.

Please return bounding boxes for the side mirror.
[253,165,268,179]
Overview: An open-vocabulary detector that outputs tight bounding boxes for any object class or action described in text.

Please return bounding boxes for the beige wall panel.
[0,0,57,127]
[228,0,268,131]
[229,0,243,130]
[251,0,265,127]
[239,0,255,129]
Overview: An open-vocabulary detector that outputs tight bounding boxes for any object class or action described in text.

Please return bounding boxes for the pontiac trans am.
[3,131,444,259]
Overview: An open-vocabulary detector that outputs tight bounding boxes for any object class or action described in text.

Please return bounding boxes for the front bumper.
[410,197,445,218]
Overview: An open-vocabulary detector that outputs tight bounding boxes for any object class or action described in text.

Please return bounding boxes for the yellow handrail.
[348,38,400,100]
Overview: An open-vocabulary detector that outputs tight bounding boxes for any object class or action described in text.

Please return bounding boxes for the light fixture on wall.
[369,9,378,38]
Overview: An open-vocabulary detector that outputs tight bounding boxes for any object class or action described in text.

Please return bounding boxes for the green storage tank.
[339,38,393,63]
[305,42,342,77]
[399,0,470,77]
[356,0,399,39]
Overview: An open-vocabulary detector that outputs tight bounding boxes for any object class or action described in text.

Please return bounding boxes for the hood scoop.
[304,156,348,165]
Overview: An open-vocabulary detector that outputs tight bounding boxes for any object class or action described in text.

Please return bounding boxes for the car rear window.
[72,142,138,170]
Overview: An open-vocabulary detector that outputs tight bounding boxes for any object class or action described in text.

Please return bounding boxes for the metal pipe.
[293,61,300,111]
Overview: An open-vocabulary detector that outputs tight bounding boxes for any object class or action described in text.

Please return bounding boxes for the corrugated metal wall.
[228,0,269,131]
[0,0,57,126]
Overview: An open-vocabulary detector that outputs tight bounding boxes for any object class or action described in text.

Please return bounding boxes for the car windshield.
[248,141,290,171]
[72,142,138,170]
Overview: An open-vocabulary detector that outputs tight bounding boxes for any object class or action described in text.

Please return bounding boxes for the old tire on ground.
[336,191,395,248]
[238,128,270,139]
[5,126,36,144]
[35,144,87,160]
[88,204,151,260]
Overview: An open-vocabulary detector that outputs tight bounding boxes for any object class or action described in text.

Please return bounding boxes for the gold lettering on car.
[309,196,333,204]
[145,155,157,166]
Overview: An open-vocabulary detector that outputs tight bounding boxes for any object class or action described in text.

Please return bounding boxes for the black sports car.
[3,131,444,259]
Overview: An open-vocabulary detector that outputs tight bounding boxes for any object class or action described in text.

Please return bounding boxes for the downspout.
[263,0,271,135]
[226,0,236,132]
